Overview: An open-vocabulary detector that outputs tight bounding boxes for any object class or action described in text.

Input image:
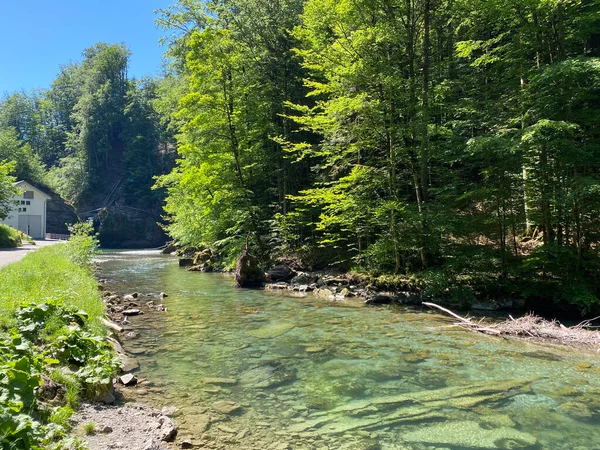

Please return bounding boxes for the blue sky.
[0,0,174,94]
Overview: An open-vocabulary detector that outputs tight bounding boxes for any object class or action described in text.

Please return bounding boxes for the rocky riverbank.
[170,246,522,312]
[72,283,182,450]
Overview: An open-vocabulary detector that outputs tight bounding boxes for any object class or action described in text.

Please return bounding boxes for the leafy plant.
[16,300,88,343]
[65,221,99,270]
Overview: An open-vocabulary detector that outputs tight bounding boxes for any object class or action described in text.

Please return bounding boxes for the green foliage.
[49,370,81,409]
[66,221,99,271]
[154,0,600,312]
[0,224,22,249]
[16,299,88,343]
[0,161,18,221]
[0,246,115,449]
[47,326,119,388]
[82,422,95,436]
[0,335,44,449]
[0,127,47,186]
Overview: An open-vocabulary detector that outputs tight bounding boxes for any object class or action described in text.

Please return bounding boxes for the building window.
[23,191,34,199]
[20,200,25,205]
[18,208,21,212]
[21,207,26,212]
[25,201,30,205]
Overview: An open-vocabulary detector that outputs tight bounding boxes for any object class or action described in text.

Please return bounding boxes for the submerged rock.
[248,323,295,339]
[401,420,537,449]
[241,362,297,388]
[314,288,334,300]
[211,400,241,415]
[202,377,238,385]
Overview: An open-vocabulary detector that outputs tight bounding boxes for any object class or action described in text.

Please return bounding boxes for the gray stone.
[142,440,165,450]
[119,354,139,372]
[161,406,178,417]
[158,416,178,442]
[120,373,138,386]
[122,308,142,316]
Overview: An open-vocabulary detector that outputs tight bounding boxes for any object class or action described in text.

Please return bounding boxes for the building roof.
[15,180,52,200]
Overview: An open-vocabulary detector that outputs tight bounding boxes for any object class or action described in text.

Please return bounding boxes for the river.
[96,250,600,450]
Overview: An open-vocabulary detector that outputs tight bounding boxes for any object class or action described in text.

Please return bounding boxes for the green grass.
[0,224,22,248]
[82,422,96,436]
[0,244,105,333]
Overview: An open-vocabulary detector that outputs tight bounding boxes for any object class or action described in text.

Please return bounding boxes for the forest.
[1,0,600,312]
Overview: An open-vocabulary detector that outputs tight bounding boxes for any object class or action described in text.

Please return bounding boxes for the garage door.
[17,215,43,239]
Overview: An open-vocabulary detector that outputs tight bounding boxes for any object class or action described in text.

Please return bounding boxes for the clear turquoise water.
[97,251,600,450]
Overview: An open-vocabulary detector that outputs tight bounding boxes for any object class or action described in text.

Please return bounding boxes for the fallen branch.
[101,317,124,333]
[423,302,600,348]
[422,302,471,323]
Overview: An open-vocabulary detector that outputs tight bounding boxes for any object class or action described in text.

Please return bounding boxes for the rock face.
[235,249,265,287]
[46,194,78,235]
[95,205,167,249]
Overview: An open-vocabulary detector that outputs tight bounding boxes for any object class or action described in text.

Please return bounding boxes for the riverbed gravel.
[71,402,177,450]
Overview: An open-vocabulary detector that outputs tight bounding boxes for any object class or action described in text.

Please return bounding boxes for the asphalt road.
[0,240,63,269]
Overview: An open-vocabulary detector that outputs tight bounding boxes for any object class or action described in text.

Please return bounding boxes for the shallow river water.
[96,251,600,450]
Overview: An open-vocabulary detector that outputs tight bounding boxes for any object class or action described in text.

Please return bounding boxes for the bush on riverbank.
[0,224,22,248]
[0,226,116,449]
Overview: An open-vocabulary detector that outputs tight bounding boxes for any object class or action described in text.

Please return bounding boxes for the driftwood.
[101,317,124,333]
[423,302,600,348]
[423,302,502,335]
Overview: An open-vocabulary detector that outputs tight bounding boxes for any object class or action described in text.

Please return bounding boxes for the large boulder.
[235,250,266,287]
[267,263,296,282]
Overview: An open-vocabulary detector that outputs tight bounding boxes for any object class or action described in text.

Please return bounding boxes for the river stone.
[119,354,139,372]
[158,416,177,442]
[248,323,295,339]
[241,363,297,388]
[401,421,537,449]
[161,406,178,417]
[212,400,241,414]
[120,373,138,386]
[202,377,238,385]
[123,308,142,316]
[314,288,334,300]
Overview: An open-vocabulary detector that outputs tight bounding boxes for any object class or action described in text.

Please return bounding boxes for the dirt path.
[0,239,63,269]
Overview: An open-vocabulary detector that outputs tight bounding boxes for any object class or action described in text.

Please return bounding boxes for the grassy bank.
[0,227,117,450]
[0,244,105,333]
[0,224,22,248]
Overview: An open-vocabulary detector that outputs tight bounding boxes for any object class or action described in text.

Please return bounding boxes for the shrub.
[0,224,22,248]
[65,221,99,270]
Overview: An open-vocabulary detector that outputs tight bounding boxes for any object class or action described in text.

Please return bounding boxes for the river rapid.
[96,250,600,450]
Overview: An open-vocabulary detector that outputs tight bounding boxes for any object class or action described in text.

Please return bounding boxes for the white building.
[0,181,51,239]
